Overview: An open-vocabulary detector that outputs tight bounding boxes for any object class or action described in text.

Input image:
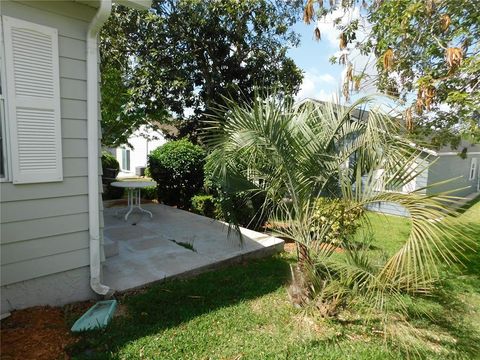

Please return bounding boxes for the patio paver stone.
[102,203,284,292]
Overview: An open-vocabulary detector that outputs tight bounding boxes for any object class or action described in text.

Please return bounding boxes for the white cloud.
[315,7,379,99]
[315,89,340,102]
[316,7,362,48]
[296,70,338,102]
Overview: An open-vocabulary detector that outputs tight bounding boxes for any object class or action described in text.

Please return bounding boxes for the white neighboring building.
[116,125,167,178]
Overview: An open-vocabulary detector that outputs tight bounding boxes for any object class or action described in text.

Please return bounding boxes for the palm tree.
[204,93,471,316]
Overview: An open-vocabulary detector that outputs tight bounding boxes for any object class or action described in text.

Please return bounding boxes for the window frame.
[121,147,131,172]
[0,17,11,182]
[469,158,478,181]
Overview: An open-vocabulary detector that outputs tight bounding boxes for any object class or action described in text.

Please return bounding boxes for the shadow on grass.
[419,212,480,357]
[457,194,480,215]
[68,256,292,359]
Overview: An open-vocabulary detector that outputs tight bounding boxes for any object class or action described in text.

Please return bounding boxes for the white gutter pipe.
[87,0,113,296]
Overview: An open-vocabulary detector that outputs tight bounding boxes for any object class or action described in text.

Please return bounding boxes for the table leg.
[137,188,153,218]
[124,188,134,221]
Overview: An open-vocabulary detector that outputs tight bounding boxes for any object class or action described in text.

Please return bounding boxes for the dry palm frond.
[424,86,436,110]
[339,53,348,65]
[382,48,394,71]
[303,0,315,25]
[314,27,321,41]
[439,14,451,32]
[445,47,463,71]
[354,77,361,91]
[405,107,414,131]
[339,33,347,50]
[425,0,435,15]
[417,85,436,111]
[415,92,424,115]
[342,79,350,101]
[346,63,353,82]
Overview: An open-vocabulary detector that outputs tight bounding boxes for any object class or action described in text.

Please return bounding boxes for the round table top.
[110,181,157,189]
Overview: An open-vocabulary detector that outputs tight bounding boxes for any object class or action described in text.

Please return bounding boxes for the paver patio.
[102,203,284,292]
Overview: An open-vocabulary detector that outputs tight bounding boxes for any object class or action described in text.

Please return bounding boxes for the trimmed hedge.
[148,139,206,208]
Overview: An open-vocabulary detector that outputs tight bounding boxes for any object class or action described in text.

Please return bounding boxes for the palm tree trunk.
[296,242,313,271]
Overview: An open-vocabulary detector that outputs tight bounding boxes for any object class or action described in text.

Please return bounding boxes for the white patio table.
[110,181,157,221]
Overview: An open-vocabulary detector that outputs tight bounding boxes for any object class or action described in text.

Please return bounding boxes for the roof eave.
[116,0,151,10]
[74,0,151,10]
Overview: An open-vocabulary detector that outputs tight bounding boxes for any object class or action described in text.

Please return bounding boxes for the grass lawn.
[71,200,480,359]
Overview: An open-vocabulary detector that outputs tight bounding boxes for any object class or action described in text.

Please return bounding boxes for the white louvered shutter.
[2,16,62,184]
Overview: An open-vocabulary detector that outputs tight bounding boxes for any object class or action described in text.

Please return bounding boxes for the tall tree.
[304,0,480,148]
[100,0,303,146]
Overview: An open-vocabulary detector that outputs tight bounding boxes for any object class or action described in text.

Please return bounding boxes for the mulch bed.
[283,241,344,255]
[0,302,93,360]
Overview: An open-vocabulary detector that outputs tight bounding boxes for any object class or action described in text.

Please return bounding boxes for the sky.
[287,21,344,102]
[286,8,380,107]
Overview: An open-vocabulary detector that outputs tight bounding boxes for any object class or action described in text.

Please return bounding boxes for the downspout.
[87,0,113,296]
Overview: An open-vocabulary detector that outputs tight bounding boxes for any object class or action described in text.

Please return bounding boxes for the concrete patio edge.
[109,237,284,294]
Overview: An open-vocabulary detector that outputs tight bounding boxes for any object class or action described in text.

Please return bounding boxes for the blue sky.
[287,20,344,102]
[286,9,381,107]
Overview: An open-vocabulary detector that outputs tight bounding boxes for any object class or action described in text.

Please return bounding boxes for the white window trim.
[0,17,11,182]
[469,158,478,181]
[121,147,131,172]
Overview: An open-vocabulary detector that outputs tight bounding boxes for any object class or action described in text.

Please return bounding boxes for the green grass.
[71,200,480,359]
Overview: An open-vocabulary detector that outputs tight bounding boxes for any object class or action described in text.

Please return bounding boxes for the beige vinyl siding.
[2,248,90,285]
[0,1,102,286]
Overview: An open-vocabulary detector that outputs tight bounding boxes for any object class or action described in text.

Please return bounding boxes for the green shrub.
[144,167,152,178]
[310,198,364,244]
[101,151,123,199]
[220,192,267,229]
[191,195,219,218]
[142,185,158,200]
[101,151,119,173]
[203,159,267,229]
[148,139,206,208]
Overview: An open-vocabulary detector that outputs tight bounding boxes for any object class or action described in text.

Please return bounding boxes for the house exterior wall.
[368,151,480,218]
[0,1,100,312]
[116,125,166,177]
[366,158,429,218]
[426,153,480,197]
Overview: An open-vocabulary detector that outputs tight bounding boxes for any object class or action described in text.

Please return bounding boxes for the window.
[469,158,478,181]
[121,148,130,171]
